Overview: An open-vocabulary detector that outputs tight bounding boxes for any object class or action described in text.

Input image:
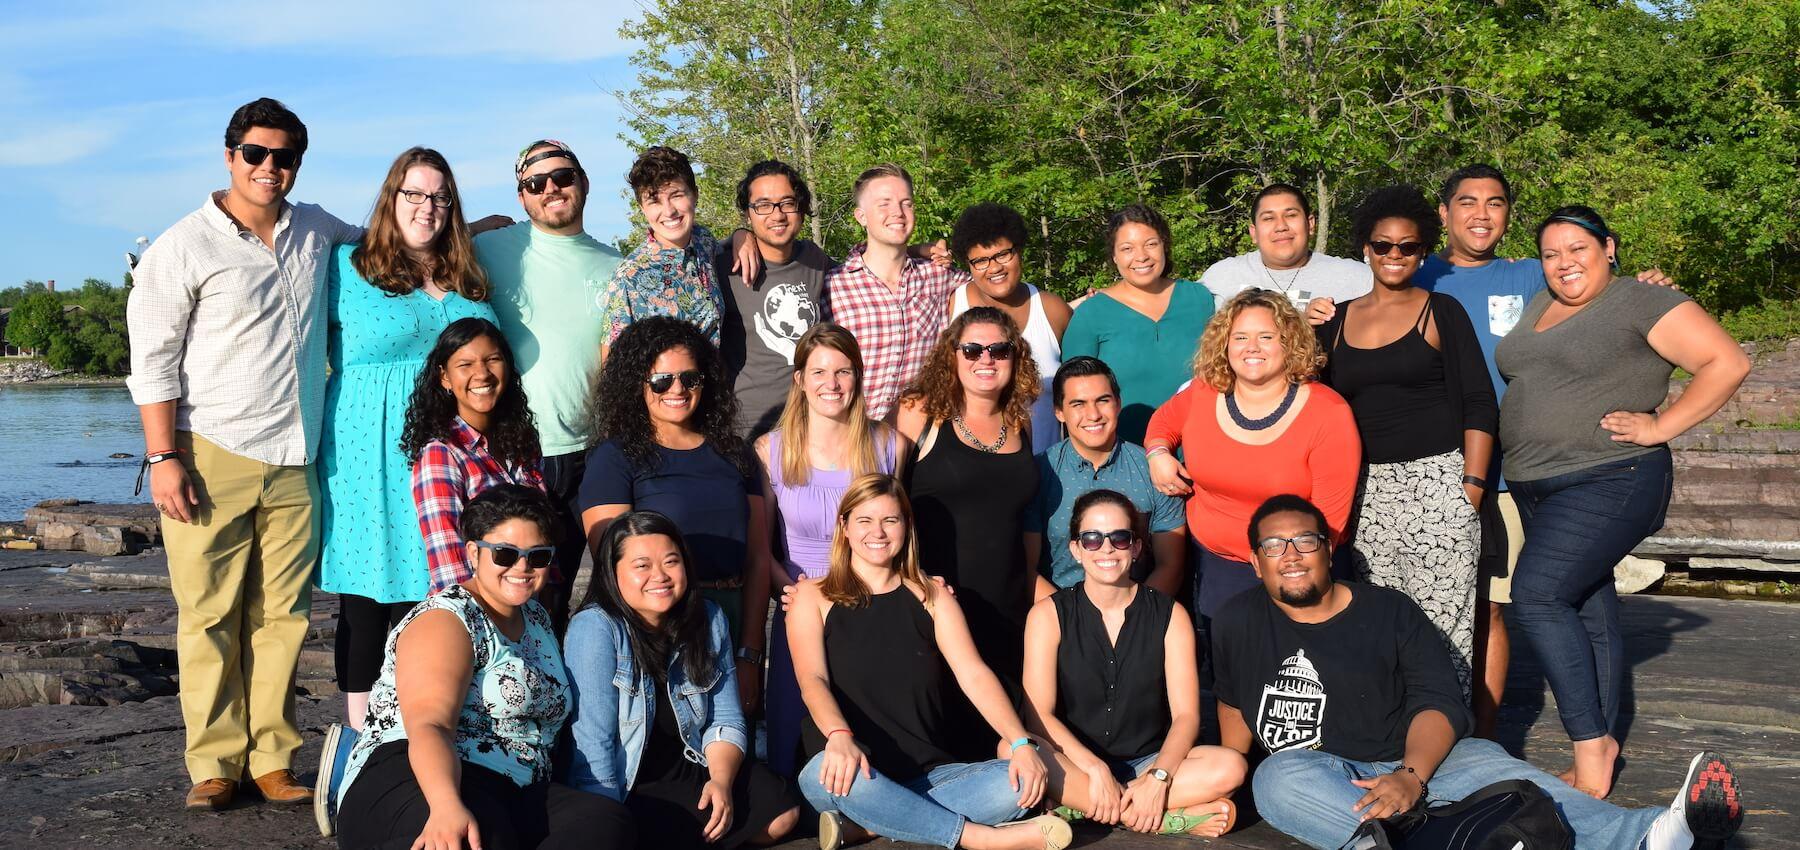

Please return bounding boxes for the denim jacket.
[560,599,747,801]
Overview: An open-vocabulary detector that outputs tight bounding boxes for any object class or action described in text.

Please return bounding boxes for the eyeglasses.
[646,370,704,393]
[472,541,555,569]
[397,189,454,209]
[957,341,1015,361]
[518,167,582,195]
[967,247,1019,273]
[748,198,801,215]
[232,143,300,171]
[1077,529,1135,551]
[1255,532,1328,558]
[1367,240,1425,258]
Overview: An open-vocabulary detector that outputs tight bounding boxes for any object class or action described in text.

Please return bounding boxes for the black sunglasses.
[1367,240,1426,257]
[519,167,582,195]
[233,143,300,171]
[646,370,704,393]
[1077,529,1135,551]
[472,540,555,569]
[957,341,1014,361]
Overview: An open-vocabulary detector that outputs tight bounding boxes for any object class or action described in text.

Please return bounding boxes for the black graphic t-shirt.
[718,240,832,437]
[1211,582,1469,763]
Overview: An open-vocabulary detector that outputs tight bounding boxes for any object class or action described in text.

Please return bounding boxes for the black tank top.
[1052,584,1173,762]
[800,586,956,781]
[1323,295,1459,463]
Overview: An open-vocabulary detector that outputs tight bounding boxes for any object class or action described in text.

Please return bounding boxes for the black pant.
[540,450,590,635]
[338,740,634,850]
[335,596,414,692]
[626,759,798,850]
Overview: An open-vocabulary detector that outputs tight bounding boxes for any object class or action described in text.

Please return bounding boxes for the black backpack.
[1348,779,1572,850]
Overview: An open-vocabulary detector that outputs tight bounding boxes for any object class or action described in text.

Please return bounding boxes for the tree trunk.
[1040,214,1053,281]
[1314,169,1330,255]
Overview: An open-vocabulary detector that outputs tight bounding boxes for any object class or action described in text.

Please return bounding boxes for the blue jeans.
[798,753,1029,848]
[1508,450,1673,741]
[1253,738,1660,849]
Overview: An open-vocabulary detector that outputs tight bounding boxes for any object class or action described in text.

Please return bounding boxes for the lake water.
[0,384,145,520]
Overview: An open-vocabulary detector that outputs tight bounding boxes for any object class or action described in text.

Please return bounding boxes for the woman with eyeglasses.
[755,323,912,778]
[946,203,1071,453]
[1021,490,1245,837]
[562,511,801,849]
[333,485,635,850]
[318,147,499,731]
[895,307,1042,729]
[1312,185,1498,700]
[579,317,773,718]
[1495,207,1748,798]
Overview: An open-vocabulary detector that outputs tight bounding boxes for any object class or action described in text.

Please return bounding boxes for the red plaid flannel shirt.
[825,244,968,419]
[412,418,546,592]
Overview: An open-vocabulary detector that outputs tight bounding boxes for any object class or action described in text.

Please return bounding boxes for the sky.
[0,1,650,290]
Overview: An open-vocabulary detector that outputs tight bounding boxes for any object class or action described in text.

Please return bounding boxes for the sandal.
[1160,800,1234,835]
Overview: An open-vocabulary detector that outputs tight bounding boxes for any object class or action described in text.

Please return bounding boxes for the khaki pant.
[163,432,317,783]
[1491,492,1523,604]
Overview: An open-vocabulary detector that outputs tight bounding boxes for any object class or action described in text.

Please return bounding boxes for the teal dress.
[319,244,497,602]
[1060,279,1214,443]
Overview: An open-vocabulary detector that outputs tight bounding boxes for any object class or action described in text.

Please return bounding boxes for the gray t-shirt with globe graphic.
[718,239,832,437]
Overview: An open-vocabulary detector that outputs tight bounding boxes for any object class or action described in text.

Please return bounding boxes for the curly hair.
[353,147,488,300]
[462,483,561,545]
[1191,289,1325,392]
[400,318,540,469]
[1349,185,1442,255]
[587,317,746,475]
[627,145,698,201]
[949,202,1028,263]
[896,306,1039,431]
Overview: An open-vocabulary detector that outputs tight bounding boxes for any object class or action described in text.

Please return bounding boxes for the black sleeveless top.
[905,418,1039,687]
[1052,584,1174,762]
[1319,295,1459,464]
[800,586,956,781]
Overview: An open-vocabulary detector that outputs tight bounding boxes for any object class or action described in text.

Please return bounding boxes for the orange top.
[1144,381,1361,564]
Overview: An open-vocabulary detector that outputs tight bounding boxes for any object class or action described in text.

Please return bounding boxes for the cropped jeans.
[798,753,1029,848]
[1508,449,1673,742]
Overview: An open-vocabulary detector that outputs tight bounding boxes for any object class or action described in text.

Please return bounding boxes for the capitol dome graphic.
[1277,649,1323,696]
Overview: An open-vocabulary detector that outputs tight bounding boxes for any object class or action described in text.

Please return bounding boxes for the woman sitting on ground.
[333,485,633,850]
[1022,490,1246,837]
[788,474,1071,850]
[562,510,800,849]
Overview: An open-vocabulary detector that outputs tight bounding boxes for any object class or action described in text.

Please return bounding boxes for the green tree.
[4,291,63,353]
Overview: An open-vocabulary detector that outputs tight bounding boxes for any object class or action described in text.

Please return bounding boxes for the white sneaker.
[1642,751,1743,850]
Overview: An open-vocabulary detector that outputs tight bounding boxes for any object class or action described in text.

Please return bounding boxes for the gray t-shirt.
[1495,278,1689,482]
[718,240,832,437]
[1199,250,1372,311]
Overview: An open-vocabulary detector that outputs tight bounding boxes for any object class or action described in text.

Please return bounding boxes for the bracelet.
[1009,737,1038,753]
[826,728,852,739]
[1461,473,1490,490]
[1397,765,1430,803]
[1145,446,1171,458]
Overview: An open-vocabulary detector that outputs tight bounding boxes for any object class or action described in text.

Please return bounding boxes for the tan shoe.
[252,769,312,805]
[185,778,237,812]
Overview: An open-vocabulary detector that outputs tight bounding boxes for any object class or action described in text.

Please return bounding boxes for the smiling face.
[439,334,506,427]
[464,517,550,611]
[966,237,1024,301]
[1228,306,1287,387]
[395,164,450,257]
[798,343,857,419]
[1363,217,1425,288]
[1538,222,1617,307]
[852,175,916,248]
[1440,177,1511,262]
[643,346,701,432]
[1251,191,1314,270]
[1055,374,1119,454]
[1250,510,1332,607]
[957,321,1014,398]
[517,149,586,234]
[1112,221,1167,289]
[1069,501,1142,588]
[639,179,696,248]
[842,493,907,568]
[224,126,298,210]
[745,173,802,251]
[614,532,687,625]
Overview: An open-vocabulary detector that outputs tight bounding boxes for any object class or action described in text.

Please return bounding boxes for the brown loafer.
[252,769,312,805]
[185,778,237,811]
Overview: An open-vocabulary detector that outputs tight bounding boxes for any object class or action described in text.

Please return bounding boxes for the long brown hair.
[775,323,884,486]
[896,306,1039,430]
[353,147,489,300]
[1192,288,1324,392]
[821,474,934,608]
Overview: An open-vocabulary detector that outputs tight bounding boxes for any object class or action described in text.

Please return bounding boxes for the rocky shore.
[0,359,126,386]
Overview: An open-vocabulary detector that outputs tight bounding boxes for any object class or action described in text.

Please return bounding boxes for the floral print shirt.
[600,224,724,346]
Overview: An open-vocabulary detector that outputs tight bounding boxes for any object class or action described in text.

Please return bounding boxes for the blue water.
[0,384,145,520]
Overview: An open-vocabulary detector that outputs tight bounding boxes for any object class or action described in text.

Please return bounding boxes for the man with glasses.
[127,97,363,812]
[1212,495,1743,850]
[1200,183,1371,312]
[473,140,625,631]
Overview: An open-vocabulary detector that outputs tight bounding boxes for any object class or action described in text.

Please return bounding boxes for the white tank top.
[950,283,1063,453]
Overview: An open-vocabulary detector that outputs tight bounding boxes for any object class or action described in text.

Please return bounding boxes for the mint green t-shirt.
[475,223,624,456]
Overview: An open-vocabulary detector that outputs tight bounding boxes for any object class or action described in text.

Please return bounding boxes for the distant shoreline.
[3,375,129,388]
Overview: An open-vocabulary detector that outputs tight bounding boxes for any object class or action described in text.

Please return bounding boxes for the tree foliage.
[1,278,131,374]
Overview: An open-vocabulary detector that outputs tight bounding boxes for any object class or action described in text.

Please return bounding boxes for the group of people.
[123,97,1752,850]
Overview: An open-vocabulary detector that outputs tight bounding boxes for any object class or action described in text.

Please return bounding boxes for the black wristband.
[1461,474,1489,490]
[1398,765,1429,804]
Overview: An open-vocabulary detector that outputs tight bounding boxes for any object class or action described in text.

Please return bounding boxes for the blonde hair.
[821,474,933,608]
[1191,288,1325,392]
[775,324,883,486]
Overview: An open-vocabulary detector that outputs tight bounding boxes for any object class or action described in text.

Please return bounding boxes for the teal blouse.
[1060,279,1214,444]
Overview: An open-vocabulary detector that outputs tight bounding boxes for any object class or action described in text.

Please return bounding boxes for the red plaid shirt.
[412,418,546,592]
[825,244,968,419]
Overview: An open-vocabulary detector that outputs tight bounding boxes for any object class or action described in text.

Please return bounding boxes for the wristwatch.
[1147,767,1171,783]
[735,646,763,665]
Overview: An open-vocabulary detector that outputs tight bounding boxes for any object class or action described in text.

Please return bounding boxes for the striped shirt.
[413,418,546,592]
[126,192,362,466]
[825,244,967,419]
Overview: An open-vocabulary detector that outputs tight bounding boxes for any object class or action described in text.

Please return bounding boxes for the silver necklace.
[1262,254,1308,290]
[952,415,1008,453]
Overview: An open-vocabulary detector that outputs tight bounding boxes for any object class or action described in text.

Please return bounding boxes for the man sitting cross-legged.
[1211,494,1744,850]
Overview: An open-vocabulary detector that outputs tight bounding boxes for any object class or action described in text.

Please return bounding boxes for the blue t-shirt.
[578,440,761,582]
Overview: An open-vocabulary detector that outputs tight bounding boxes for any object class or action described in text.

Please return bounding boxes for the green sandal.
[1159,806,1220,835]
[1052,805,1086,822]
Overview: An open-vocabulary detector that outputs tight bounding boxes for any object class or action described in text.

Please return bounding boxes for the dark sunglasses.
[957,341,1014,361]
[233,143,300,171]
[472,540,555,569]
[646,370,704,393]
[1077,529,1135,551]
[1255,532,1328,558]
[1367,240,1426,257]
[518,167,582,195]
